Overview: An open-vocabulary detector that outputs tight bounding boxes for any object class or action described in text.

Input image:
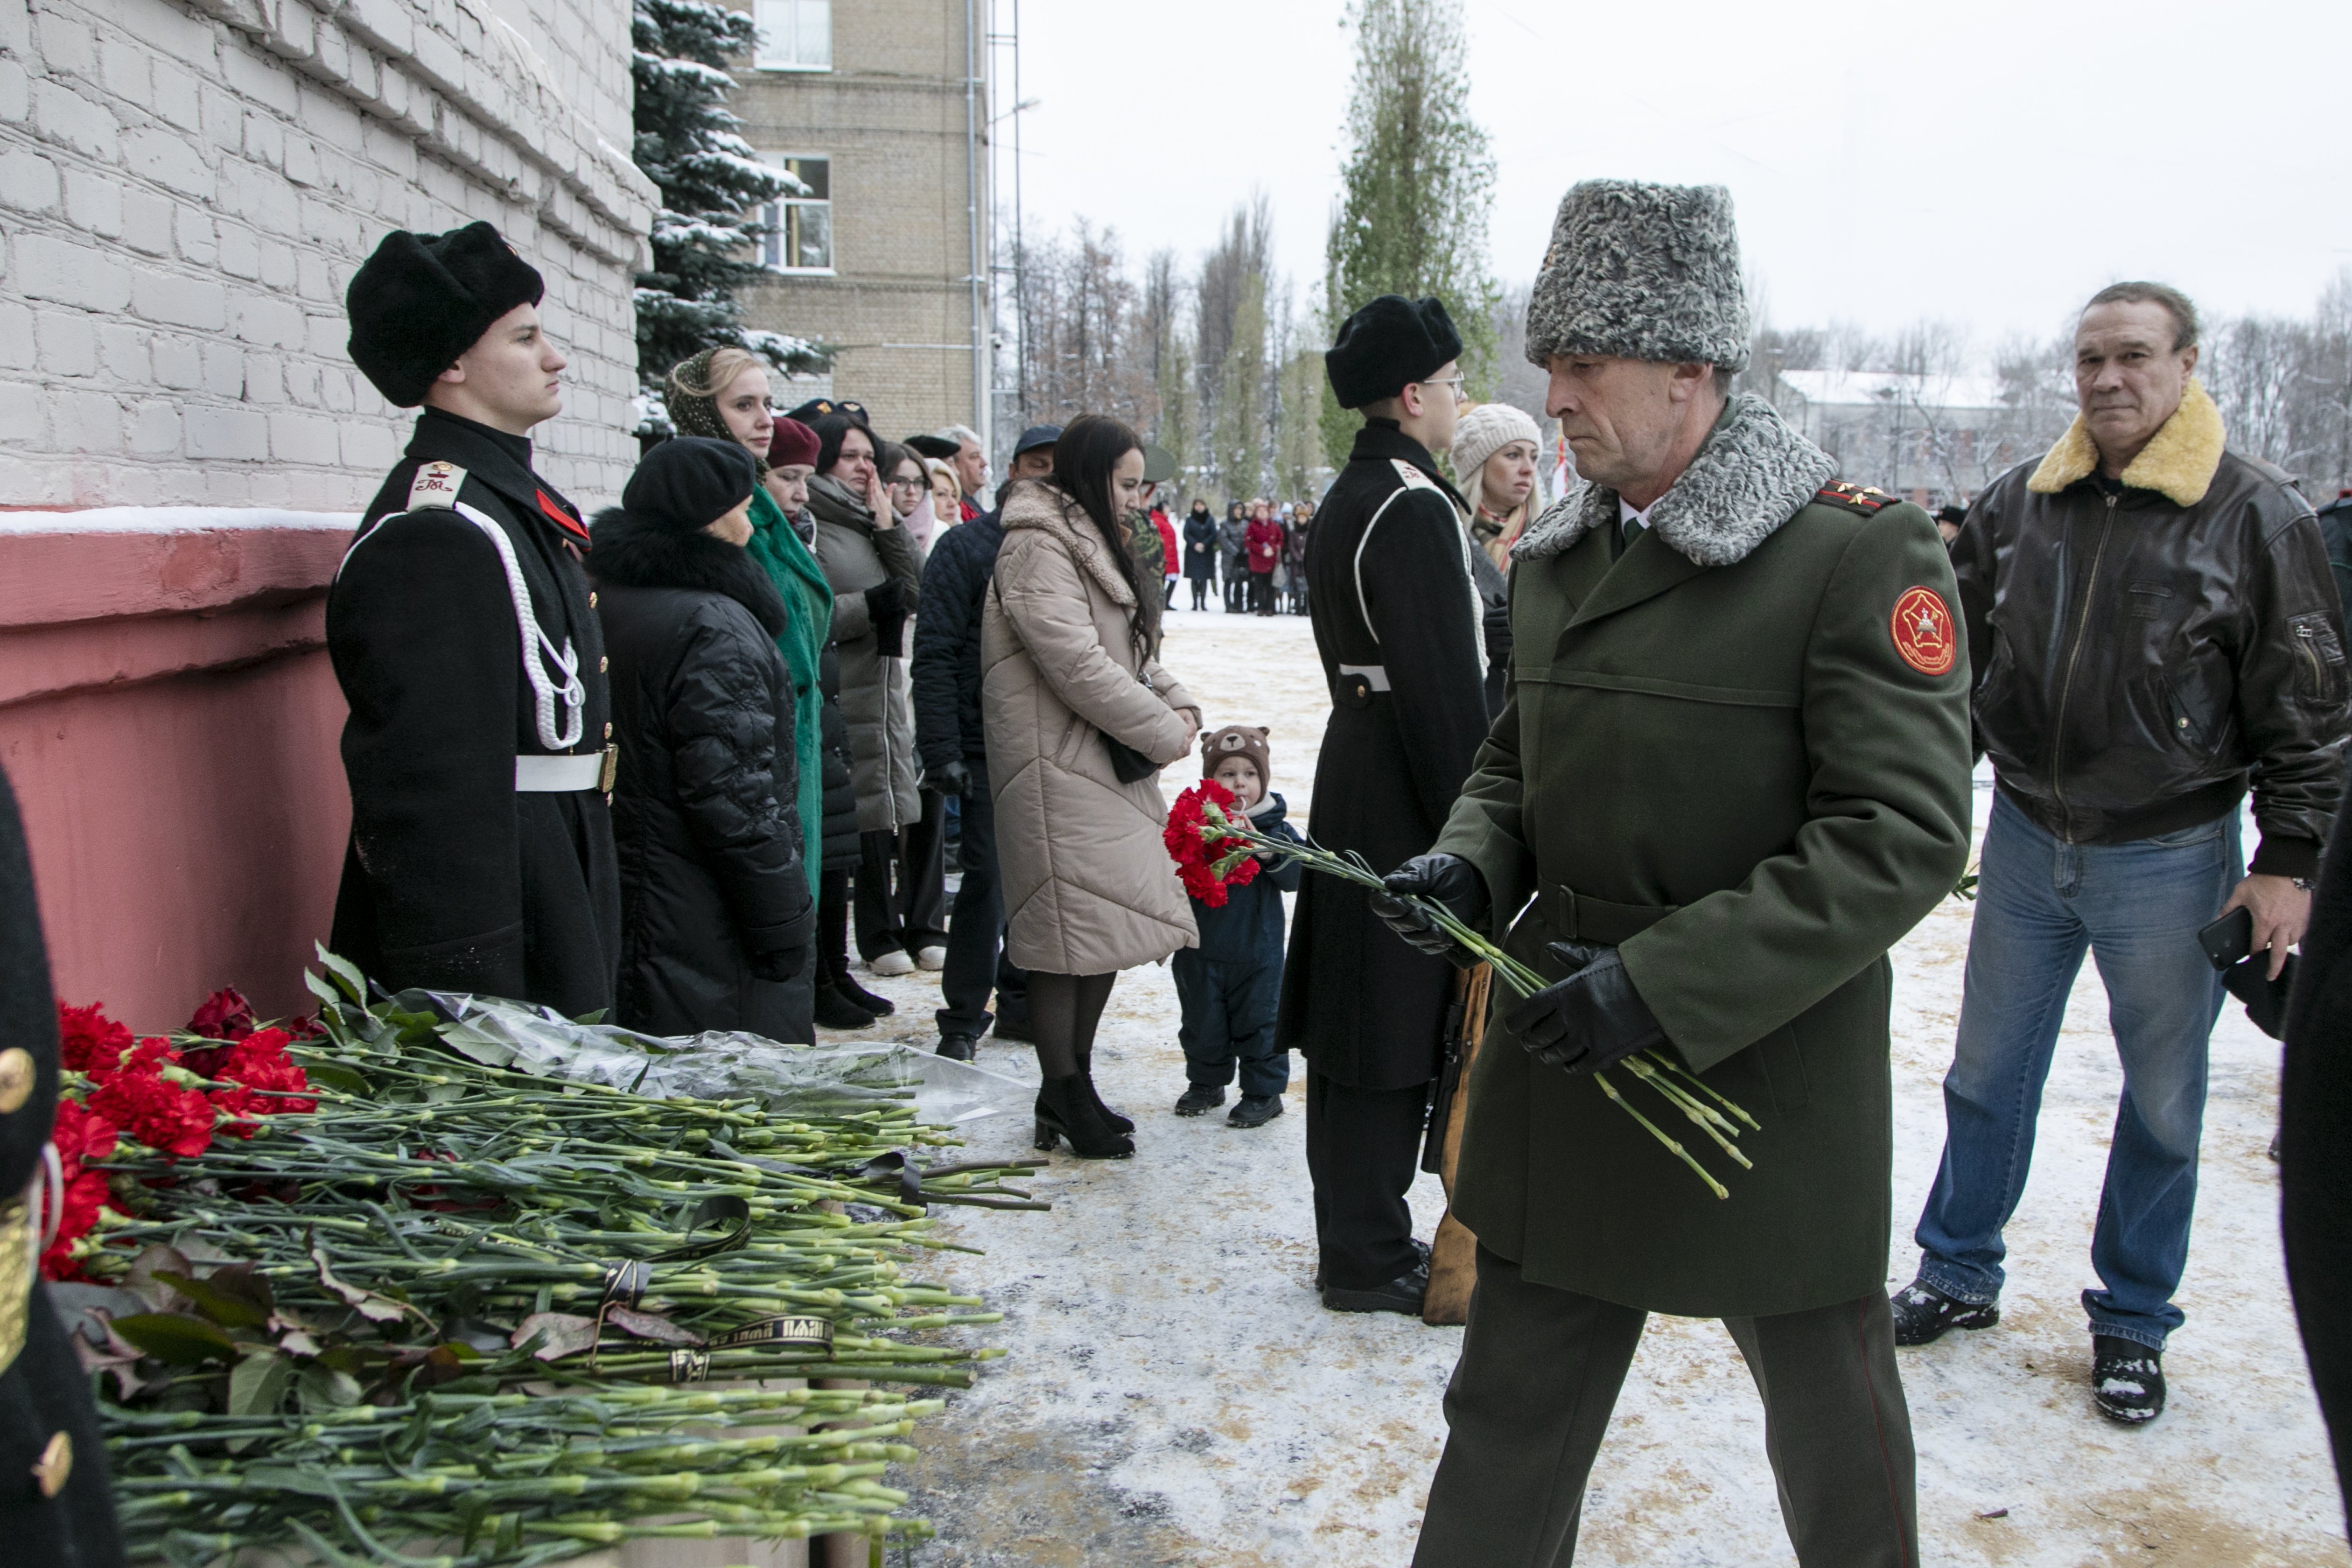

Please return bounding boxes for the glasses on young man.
[1421,374,1467,401]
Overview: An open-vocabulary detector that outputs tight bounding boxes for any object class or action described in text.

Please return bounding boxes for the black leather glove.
[866,579,910,658]
[749,942,810,985]
[1369,854,1489,967]
[924,758,976,798]
[1504,942,1666,1074]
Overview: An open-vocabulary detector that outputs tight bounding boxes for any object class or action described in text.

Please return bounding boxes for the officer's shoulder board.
[408,460,467,511]
[1813,478,1897,517]
[1390,458,1441,494]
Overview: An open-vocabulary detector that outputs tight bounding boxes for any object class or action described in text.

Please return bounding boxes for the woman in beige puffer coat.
[982,414,1201,1158]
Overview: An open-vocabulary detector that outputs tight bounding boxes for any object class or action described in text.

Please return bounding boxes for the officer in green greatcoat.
[1379,180,1974,1567]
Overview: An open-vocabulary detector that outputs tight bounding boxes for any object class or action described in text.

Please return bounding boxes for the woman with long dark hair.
[982,415,1203,1157]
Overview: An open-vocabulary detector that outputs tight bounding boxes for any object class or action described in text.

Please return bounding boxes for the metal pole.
[1011,0,1024,424]
[964,0,985,451]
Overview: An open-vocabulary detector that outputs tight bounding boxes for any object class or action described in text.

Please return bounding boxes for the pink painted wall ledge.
[0,510,357,1031]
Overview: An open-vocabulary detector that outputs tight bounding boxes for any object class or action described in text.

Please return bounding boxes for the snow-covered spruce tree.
[632,0,826,431]
[1319,0,1499,466]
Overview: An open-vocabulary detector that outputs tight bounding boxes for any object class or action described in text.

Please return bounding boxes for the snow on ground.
[833,603,2349,1567]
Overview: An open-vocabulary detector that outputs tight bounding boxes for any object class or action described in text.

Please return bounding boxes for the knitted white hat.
[1452,401,1542,487]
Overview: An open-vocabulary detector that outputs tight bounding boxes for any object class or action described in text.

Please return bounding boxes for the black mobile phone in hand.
[2198,905,2254,971]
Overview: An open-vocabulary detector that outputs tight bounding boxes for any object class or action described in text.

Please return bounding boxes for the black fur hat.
[1325,295,1463,410]
[620,437,758,534]
[346,222,545,406]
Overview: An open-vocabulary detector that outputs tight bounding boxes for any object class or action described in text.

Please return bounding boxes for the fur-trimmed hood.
[999,479,1139,607]
[1512,393,1837,568]
[586,509,789,637]
[2027,378,2226,508]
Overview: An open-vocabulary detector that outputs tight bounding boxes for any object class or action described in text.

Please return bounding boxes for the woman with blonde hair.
[1451,401,1543,568]
[924,458,961,540]
[662,347,833,902]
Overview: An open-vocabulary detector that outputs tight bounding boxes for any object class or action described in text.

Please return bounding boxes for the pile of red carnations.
[43,987,315,1281]
[1163,779,1262,907]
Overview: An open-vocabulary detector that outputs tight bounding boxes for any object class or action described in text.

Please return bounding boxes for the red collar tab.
[537,489,590,542]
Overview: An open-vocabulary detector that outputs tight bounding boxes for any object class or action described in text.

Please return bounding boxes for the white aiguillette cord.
[453,498,587,752]
[338,497,588,752]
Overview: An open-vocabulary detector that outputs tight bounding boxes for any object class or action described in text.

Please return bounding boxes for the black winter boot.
[2092,1336,2167,1424]
[1174,1084,1225,1117]
[935,1032,978,1062]
[1073,1050,1133,1134]
[813,977,880,1030]
[1890,1276,2000,1345]
[1033,1074,1134,1159]
[1227,1092,1283,1129]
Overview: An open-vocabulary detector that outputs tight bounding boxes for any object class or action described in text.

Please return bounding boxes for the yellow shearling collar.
[2027,378,2225,507]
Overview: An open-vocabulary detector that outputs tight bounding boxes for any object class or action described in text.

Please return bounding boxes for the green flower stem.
[1590,1070,1729,1200]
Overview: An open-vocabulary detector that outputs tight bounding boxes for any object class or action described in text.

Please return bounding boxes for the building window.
[755,0,830,70]
[761,155,832,273]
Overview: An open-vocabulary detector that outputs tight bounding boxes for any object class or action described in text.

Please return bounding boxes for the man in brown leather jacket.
[1894,281,2349,1425]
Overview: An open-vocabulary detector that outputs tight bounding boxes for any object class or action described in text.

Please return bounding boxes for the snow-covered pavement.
[835,604,2348,1567]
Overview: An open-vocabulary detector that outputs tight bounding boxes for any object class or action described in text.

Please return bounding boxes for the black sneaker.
[1174,1084,1225,1116]
[1323,1257,1429,1316]
[1227,1093,1283,1128]
[1889,1276,2000,1345]
[935,1032,978,1062]
[2092,1336,2167,1424]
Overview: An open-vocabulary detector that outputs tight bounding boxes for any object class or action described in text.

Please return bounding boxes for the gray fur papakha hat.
[1524,180,1751,373]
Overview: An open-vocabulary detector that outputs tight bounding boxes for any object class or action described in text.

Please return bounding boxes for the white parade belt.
[1337,662,1392,691]
[516,749,615,792]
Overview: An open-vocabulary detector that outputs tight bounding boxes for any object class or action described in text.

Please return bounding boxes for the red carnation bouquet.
[1163,779,1263,907]
[42,988,317,1281]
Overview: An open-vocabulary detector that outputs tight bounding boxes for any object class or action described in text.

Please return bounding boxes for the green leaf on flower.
[313,945,368,1003]
[151,1262,274,1329]
[296,1361,364,1412]
[112,1312,237,1365]
[300,1062,371,1096]
[227,1348,296,1419]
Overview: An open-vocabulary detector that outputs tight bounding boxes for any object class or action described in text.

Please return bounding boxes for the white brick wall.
[0,0,656,510]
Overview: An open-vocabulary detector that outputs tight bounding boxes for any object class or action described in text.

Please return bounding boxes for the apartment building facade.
[733,0,992,450]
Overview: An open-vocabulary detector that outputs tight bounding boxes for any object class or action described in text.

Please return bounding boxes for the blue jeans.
[1913,791,2239,1351]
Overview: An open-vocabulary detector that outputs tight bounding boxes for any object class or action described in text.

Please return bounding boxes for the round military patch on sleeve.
[1890,586,1956,676]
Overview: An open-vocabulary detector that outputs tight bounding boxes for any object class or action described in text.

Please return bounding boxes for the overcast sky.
[1007,0,2352,354]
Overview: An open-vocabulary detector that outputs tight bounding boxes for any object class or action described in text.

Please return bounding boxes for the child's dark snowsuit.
[1174,791,1303,1096]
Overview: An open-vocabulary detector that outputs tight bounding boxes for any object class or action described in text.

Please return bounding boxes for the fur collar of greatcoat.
[1000,480,1141,605]
[585,511,789,638]
[1512,392,1837,569]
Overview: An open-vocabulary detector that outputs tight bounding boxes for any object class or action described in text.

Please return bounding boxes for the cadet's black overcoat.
[1276,420,1492,1089]
[327,409,621,1015]
[0,767,125,1566]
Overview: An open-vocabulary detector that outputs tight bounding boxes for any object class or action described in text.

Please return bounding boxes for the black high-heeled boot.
[1033,1074,1134,1159]
[1073,1052,1133,1135]
[813,974,879,1030]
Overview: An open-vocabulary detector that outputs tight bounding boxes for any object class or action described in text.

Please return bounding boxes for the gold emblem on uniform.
[32,1431,71,1498]
[0,1048,31,1113]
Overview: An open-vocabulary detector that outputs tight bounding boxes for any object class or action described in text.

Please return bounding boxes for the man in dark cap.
[329,221,621,1015]
[910,421,1063,1059]
[1276,294,1492,1317]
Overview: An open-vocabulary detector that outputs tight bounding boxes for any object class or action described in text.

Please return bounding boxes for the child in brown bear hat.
[1173,725,1305,1127]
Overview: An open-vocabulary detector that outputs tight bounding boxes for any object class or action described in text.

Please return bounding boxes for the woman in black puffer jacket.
[590,438,816,1042]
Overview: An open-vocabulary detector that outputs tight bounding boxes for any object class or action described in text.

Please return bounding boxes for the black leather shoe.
[1890,1276,2000,1346]
[1174,1084,1225,1116]
[990,1013,1035,1044]
[1315,1239,1427,1295]
[935,1032,977,1062]
[1322,1259,1429,1316]
[2092,1336,2167,1424]
[1227,1092,1283,1128]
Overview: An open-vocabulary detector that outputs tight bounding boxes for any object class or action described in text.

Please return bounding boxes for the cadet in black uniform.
[330,224,622,1015]
[1276,295,1493,1315]
[0,765,125,1565]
